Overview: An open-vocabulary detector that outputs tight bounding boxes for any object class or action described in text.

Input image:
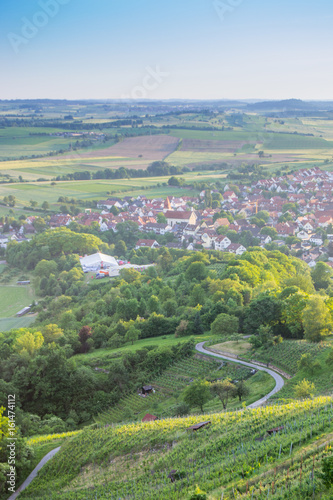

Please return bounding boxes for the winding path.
[7,345,285,498]
[195,341,285,409]
[7,447,61,500]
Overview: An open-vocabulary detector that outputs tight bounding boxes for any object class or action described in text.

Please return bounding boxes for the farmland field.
[58,134,180,160]
[0,315,36,331]
[0,172,227,207]
[0,285,36,318]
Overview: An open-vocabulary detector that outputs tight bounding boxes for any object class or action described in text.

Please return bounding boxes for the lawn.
[210,340,252,356]
[0,285,36,318]
[0,315,36,331]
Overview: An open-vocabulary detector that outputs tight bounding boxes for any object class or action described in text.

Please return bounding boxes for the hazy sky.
[1,0,333,100]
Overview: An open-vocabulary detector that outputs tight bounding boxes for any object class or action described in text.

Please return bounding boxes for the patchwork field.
[0,172,228,207]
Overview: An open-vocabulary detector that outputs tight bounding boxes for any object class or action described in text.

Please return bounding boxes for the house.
[165,210,197,227]
[214,218,230,229]
[0,235,8,248]
[143,223,172,235]
[225,243,246,255]
[135,239,160,249]
[214,235,232,251]
[97,200,122,210]
[142,414,158,422]
[309,235,323,246]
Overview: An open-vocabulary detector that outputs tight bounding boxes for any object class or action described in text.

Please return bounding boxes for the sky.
[1,0,333,100]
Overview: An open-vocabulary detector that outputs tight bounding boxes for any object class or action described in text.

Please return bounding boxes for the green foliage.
[297,353,321,375]
[250,325,275,349]
[320,455,333,489]
[183,380,211,412]
[210,313,239,336]
[302,295,333,342]
[294,379,315,398]
[311,262,333,291]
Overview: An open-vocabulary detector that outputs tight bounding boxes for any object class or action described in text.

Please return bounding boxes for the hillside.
[18,397,333,499]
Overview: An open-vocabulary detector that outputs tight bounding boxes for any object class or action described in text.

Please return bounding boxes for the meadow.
[0,285,35,318]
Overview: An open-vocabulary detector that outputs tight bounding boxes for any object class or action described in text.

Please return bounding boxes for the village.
[2,167,333,268]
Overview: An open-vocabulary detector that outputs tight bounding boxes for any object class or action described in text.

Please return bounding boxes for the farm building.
[142,385,153,395]
[80,252,118,272]
[16,306,31,317]
[142,414,158,422]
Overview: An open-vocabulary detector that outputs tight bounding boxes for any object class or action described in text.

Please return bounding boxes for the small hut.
[142,414,158,423]
[142,385,153,395]
[267,426,284,436]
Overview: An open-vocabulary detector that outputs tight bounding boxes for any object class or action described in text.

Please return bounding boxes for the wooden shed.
[142,413,158,423]
[187,421,211,432]
[267,426,284,435]
[142,385,153,395]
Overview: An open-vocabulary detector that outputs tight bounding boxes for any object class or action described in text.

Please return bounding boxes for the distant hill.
[246,99,316,112]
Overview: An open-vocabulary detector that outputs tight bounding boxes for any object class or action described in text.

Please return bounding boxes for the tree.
[294,379,315,399]
[175,320,190,337]
[302,295,333,342]
[125,326,139,345]
[244,295,282,335]
[193,312,204,336]
[78,326,93,353]
[204,190,212,208]
[29,200,38,208]
[41,201,49,210]
[115,240,127,256]
[41,324,64,344]
[320,455,333,489]
[297,353,320,375]
[156,213,167,224]
[33,217,47,233]
[260,226,278,239]
[183,380,211,412]
[14,330,44,356]
[185,262,208,282]
[210,379,236,409]
[232,380,250,402]
[35,260,58,278]
[210,313,239,336]
[311,262,333,290]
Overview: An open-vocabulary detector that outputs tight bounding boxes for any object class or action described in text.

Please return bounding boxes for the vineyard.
[244,340,331,376]
[95,356,255,425]
[19,397,333,499]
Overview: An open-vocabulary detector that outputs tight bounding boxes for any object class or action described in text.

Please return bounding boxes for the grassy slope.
[17,396,333,499]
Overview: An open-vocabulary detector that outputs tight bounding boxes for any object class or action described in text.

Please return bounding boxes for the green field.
[0,315,36,331]
[0,285,36,318]
[0,172,228,207]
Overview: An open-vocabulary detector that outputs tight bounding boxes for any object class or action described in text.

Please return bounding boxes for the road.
[7,447,61,500]
[195,341,285,409]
